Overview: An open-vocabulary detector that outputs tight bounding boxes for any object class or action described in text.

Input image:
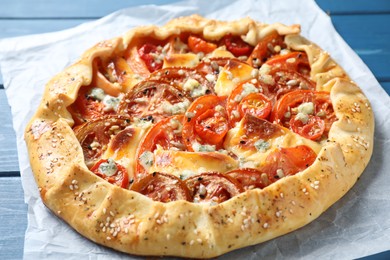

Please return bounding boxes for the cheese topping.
[98,158,117,177]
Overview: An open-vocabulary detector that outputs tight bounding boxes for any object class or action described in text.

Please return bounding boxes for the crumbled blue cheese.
[295,112,309,124]
[162,100,190,115]
[183,78,200,91]
[102,95,122,112]
[259,74,275,85]
[259,64,271,75]
[276,169,285,178]
[297,102,314,115]
[254,139,270,152]
[133,118,153,129]
[98,158,117,177]
[183,78,208,98]
[192,142,216,152]
[88,88,105,101]
[139,151,154,170]
[234,82,259,102]
[205,73,216,83]
[179,170,196,180]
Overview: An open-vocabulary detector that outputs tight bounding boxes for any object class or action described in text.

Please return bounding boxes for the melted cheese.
[224,119,322,168]
[102,126,149,180]
[149,148,238,179]
[214,60,254,96]
[208,46,235,58]
[163,53,199,68]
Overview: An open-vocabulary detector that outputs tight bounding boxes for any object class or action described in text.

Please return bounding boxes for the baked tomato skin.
[182,95,229,151]
[222,34,253,57]
[271,90,336,140]
[184,173,244,204]
[131,172,192,202]
[188,36,217,54]
[266,51,311,76]
[117,79,189,122]
[247,31,285,67]
[138,43,163,72]
[226,168,271,190]
[136,115,185,177]
[74,116,131,168]
[91,158,129,188]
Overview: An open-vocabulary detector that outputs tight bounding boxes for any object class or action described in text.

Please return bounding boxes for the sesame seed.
[69,185,74,190]
[102,226,106,232]
[106,217,111,223]
[113,231,118,237]
[166,234,171,240]
[103,208,107,214]
[302,188,307,193]
[125,228,129,234]
[71,180,78,185]
[190,240,194,246]
[280,193,284,198]
[275,211,282,218]
[106,236,111,240]
[110,211,115,217]
[263,223,269,228]
[197,238,203,244]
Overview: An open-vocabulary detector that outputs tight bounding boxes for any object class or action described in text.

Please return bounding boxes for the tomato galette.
[25,15,374,258]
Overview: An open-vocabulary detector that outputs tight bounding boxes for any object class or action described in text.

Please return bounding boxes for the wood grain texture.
[316,0,390,14]
[0,177,27,260]
[0,89,19,174]
[0,0,177,18]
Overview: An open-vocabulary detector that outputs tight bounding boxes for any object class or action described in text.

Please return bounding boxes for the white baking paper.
[1,0,390,259]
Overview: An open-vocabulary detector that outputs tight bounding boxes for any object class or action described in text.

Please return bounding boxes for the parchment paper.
[1,0,389,259]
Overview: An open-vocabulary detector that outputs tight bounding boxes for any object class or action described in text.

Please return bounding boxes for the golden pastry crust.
[25,15,374,258]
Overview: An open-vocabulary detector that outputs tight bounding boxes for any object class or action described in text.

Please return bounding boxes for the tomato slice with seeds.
[136,115,185,177]
[260,145,317,184]
[182,95,229,151]
[69,86,111,125]
[138,43,163,72]
[247,31,286,67]
[184,173,244,203]
[226,168,271,190]
[117,80,189,122]
[131,172,192,202]
[188,36,217,54]
[239,93,272,120]
[74,116,131,167]
[222,34,253,57]
[148,67,214,98]
[271,90,336,140]
[266,52,311,76]
[226,80,272,127]
[266,68,316,102]
[91,158,129,188]
[290,115,325,141]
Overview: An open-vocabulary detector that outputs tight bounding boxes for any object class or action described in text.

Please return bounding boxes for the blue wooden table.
[0,1,389,259]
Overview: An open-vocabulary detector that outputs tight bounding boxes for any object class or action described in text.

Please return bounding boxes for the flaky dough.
[25,15,374,258]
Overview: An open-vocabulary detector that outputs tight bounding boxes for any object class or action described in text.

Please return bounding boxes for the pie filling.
[69,32,337,204]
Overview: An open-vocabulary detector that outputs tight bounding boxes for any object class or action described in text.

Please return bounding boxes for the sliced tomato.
[131,172,192,202]
[247,31,286,67]
[148,67,214,97]
[259,145,317,184]
[266,52,310,76]
[91,158,129,188]
[182,95,229,151]
[266,68,316,102]
[188,36,217,54]
[290,115,325,141]
[136,115,185,176]
[138,43,163,72]
[236,114,284,150]
[184,173,244,203]
[74,116,131,168]
[117,80,189,122]
[222,34,253,57]
[69,86,110,125]
[225,168,270,190]
[239,93,272,120]
[226,80,271,127]
[271,90,336,140]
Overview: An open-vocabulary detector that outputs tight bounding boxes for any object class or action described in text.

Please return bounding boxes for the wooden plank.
[0,0,176,18]
[0,89,19,173]
[0,19,94,39]
[330,14,390,81]
[0,177,26,260]
[380,82,390,95]
[316,0,390,14]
